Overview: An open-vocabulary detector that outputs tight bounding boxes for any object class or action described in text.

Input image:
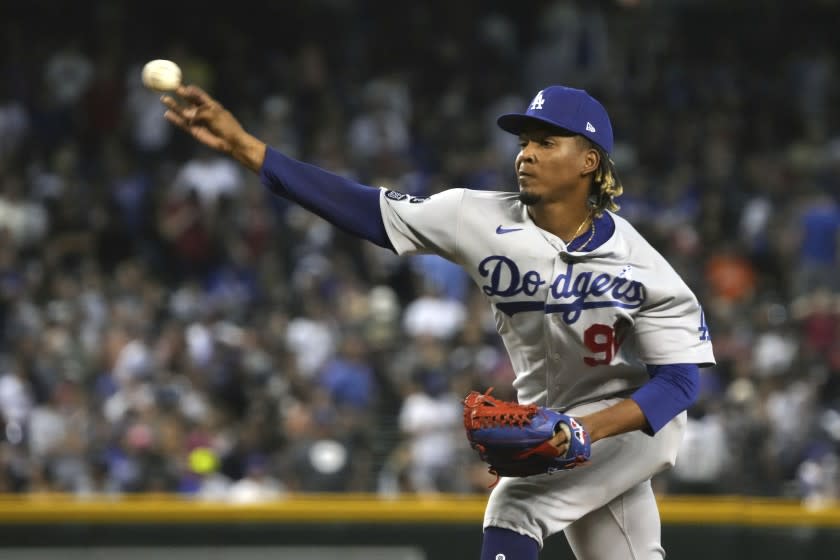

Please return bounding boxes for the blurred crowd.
[1,0,840,503]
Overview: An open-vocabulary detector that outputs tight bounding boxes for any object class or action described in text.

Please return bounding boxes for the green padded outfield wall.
[0,495,838,559]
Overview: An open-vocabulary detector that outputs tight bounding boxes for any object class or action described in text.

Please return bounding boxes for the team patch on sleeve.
[385,190,408,201]
[385,190,428,203]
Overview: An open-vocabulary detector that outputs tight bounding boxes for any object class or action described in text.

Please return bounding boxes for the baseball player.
[162,84,714,559]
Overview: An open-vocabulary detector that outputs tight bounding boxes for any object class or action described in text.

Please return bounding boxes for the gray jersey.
[380,188,715,410]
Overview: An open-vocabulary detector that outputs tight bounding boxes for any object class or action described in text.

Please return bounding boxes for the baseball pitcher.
[162,83,715,560]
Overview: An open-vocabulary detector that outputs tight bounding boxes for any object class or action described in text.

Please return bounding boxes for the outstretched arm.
[162,85,392,249]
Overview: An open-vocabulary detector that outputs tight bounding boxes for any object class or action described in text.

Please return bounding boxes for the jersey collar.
[522,207,617,257]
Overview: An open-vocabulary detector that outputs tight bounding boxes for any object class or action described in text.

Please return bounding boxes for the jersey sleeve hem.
[641,357,716,368]
[638,348,716,369]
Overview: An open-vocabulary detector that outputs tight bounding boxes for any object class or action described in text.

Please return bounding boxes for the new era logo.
[585,122,596,133]
[528,90,545,111]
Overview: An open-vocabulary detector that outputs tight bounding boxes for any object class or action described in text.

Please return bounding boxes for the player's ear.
[581,145,600,177]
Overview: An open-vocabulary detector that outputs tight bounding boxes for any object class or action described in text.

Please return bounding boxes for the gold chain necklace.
[567,214,590,241]
[566,213,595,251]
[568,214,596,252]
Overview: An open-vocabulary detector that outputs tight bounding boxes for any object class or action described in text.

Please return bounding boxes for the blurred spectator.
[751,302,798,379]
[668,401,730,495]
[347,77,412,168]
[522,0,610,95]
[227,453,285,503]
[793,290,840,371]
[44,41,94,109]
[0,92,29,163]
[124,65,173,161]
[792,188,840,296]
[410,254,471,303]
[0,357,33,429]
[705,244,757,305]
[172,148,243,210]
[318,332,378,412]
[279,398,370,492]
[402,281,467,340]
[285,297,337,379]
[158,187,219,281]
[397,370,463,493]
[179,446,231,499]
[0,173,48,249]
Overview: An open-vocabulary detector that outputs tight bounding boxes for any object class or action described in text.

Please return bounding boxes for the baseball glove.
[463,388,591,483]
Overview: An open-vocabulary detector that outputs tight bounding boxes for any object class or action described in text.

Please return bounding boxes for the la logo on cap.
[528,90,545,111]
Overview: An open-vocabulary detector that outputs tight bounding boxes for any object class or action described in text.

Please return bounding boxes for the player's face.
[515,127,595,206]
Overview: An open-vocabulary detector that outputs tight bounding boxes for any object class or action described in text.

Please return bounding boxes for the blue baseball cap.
[497,86,614,153]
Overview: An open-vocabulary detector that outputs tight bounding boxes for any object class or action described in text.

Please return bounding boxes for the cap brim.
[497,113,574,135]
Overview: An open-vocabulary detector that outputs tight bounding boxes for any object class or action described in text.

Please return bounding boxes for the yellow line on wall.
[659,496,840,527]
[0,494,486,524]
[0,494,838,527]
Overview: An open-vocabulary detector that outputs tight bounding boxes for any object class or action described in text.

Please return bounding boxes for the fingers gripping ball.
[142,59,182,92]
[463,388,591,482]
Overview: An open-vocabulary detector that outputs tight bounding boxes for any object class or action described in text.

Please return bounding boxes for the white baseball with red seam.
[141,59,182,92]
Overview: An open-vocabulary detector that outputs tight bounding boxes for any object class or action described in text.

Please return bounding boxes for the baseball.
[141,59,182,92]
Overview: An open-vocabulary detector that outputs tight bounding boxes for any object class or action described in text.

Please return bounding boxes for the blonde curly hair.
[588,145,623,217]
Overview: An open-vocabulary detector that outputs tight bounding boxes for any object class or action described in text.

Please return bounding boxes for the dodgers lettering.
[478,256,646,324]
[479,256,545,297]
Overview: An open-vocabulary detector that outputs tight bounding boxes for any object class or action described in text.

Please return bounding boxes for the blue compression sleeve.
[258,146,393,249]
[482,527,539,560]
[631,363,699,435]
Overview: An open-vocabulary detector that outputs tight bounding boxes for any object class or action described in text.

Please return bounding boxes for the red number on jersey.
[583,323,616,366]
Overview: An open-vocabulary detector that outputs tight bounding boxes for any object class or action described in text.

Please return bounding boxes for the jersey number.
[583,323,623,366]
